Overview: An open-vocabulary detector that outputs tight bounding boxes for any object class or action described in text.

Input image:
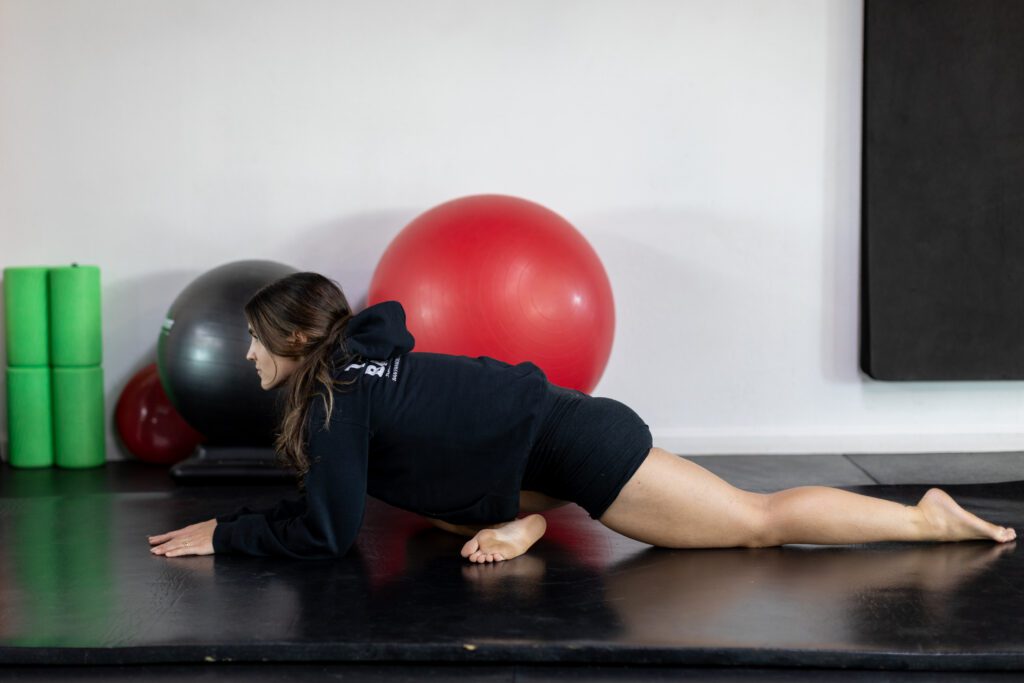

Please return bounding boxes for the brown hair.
[244,272,360,490]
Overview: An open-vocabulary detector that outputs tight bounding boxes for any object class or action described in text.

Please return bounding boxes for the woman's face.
[245,325,305,390]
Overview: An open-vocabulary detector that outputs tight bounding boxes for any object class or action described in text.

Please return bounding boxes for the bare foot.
[461,514,547,563]
[917,488,1017,543]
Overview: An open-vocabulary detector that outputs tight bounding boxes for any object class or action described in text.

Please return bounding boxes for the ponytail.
[244,273,360,491]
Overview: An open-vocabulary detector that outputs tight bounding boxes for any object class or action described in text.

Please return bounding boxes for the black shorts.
[522,383,654,520]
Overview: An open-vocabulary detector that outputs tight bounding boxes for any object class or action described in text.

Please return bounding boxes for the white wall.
[1,0,1022,462]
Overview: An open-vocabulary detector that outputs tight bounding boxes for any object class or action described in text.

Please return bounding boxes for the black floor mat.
[0,463,1021,671]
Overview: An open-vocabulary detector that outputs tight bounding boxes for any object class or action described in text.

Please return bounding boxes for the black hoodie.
[211,300,552,558]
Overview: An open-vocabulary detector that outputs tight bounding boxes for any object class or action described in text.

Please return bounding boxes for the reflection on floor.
[0,455,1021,680]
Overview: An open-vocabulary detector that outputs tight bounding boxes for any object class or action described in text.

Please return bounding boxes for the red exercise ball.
[368,194,615,392]
[115,363,204,464]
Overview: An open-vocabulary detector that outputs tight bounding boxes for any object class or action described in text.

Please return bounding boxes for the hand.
[148,519,217,557]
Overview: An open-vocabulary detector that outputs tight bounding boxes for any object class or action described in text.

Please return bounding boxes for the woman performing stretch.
[149,273,1017,562]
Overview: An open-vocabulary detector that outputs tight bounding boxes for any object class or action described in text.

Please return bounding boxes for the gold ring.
[183,541,191,546]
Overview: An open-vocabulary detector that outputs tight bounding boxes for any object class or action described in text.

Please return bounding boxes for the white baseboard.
[4,429,1024,464]
[652,428,1024,456]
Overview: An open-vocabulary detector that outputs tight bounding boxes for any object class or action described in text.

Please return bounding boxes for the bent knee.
[425,516,462,534]
[520,490,570,514]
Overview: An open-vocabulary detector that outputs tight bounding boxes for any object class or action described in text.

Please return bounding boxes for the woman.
[149,272,1017,562]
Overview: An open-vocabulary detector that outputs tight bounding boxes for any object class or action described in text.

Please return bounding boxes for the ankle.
[911,503,941,541]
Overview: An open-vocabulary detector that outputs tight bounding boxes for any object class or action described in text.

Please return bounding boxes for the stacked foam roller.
[4,264,106,468]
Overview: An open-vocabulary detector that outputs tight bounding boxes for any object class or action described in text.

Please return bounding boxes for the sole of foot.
[461,513,548,563]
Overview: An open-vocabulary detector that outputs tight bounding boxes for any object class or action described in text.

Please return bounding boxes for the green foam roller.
[3,266,51,367]
[52,366,106,468]
[6,367,54,467]
[49,264,102,367]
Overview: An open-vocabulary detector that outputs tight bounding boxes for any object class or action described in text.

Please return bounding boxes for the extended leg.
[598,448,1016,548]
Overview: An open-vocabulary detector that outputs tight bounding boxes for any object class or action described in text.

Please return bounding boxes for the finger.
[149,536,182,547]
[163,543,195,557]
[151,540,183,554]
[148,530,183,544]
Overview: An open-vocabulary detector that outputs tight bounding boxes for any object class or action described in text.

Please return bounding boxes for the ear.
[290,330,309,345]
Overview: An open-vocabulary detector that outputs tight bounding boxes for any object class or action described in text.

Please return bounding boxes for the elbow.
[306,513,362,559]
[322,539,354,559]
[316,530,357,559]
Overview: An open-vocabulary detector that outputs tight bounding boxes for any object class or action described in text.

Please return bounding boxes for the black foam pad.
[862,0,1024,380]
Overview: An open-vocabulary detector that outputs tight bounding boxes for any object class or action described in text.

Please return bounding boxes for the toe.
[462,539,479,558]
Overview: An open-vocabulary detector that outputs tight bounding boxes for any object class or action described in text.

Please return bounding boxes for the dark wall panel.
[862,0,1024,380]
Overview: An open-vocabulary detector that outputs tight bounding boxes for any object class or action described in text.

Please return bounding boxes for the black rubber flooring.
[0,454,1022,680]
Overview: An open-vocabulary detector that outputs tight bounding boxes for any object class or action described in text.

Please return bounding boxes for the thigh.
[598,447,770,548]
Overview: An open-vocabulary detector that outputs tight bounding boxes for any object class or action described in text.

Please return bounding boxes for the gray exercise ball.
[157,259,299,447]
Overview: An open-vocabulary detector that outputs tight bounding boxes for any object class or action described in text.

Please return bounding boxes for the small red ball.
[115,363,204,464]
[368,194,615,392]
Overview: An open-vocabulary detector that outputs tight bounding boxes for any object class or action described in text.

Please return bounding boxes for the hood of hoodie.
[337,300,416,361]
